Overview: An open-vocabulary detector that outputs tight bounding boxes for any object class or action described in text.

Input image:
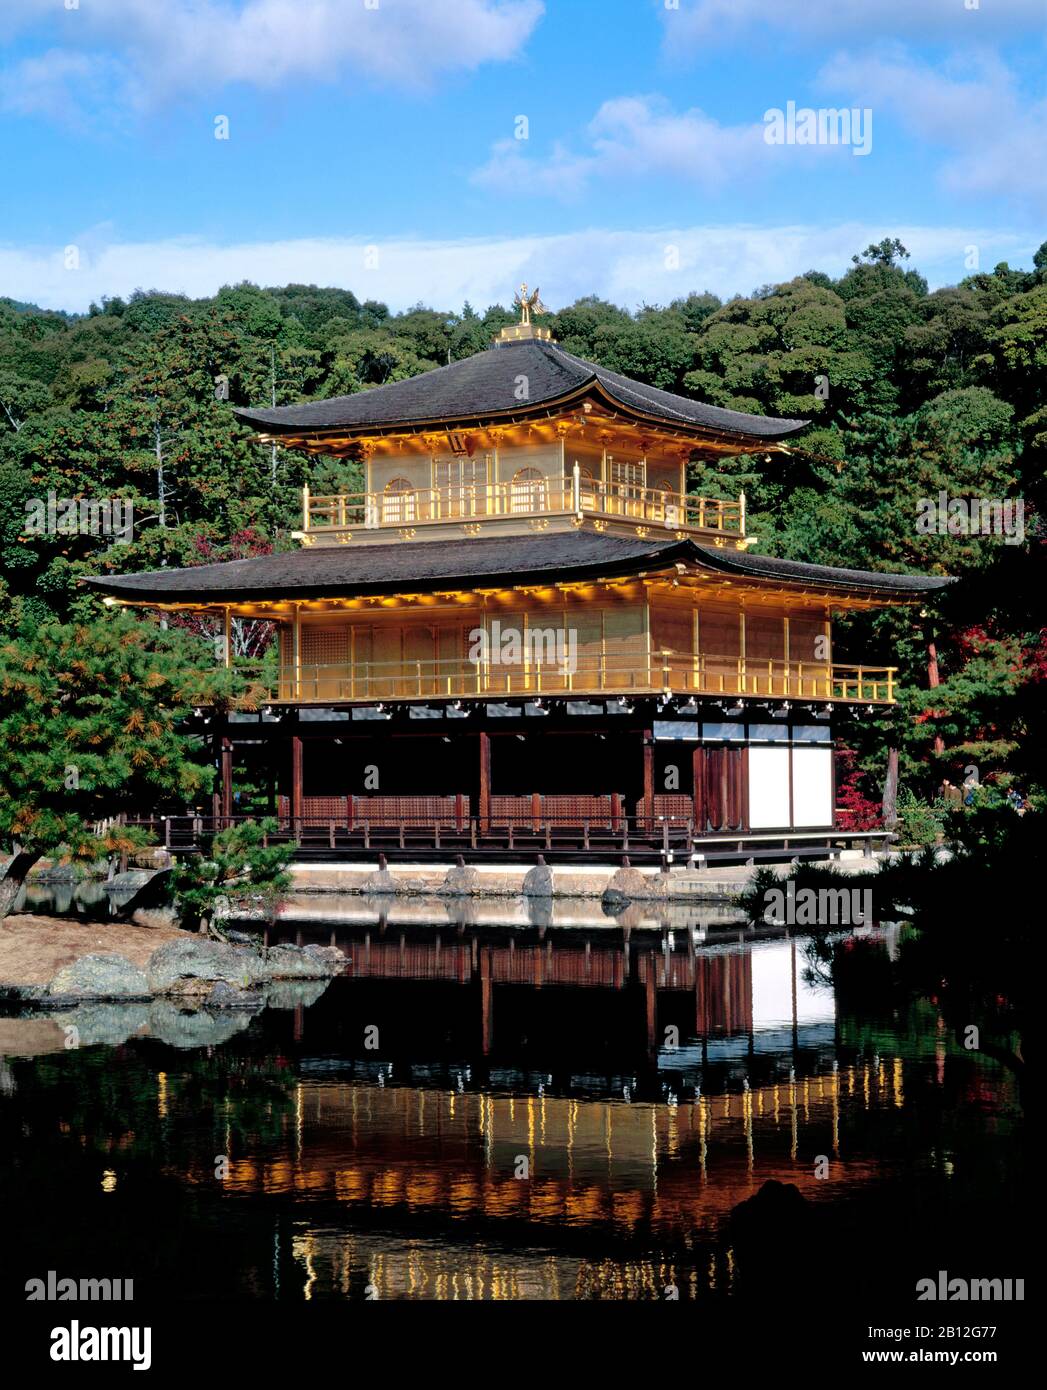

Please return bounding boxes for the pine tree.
[0,612,257,919]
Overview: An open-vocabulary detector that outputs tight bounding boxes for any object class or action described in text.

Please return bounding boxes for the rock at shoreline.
[47,953,150,1000]
[7,927,345,1015]
[147,937,267,995]
[601,865,648,905]
[522,862,554,898]
[147,937,344,998]
[357,868,399,895]
[440,863,481,896]
[264,944,345,979]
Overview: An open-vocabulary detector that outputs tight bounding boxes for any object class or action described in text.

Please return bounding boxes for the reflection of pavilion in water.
[279,923,836,1059]
[185,932,910,1300]
[211,1055,903,1301]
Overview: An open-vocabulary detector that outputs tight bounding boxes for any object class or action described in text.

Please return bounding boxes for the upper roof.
[84,532,951,606]
[233,337,809,445]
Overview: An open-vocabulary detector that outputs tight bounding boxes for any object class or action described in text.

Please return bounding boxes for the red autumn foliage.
[834,747,884,830]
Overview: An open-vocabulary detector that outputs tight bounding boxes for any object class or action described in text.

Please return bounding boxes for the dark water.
[0,918,1027,1303]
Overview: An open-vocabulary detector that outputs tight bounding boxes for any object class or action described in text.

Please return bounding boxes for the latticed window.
[433,456,490,517]
[434,457,488,490]
[607,457,646,492]
[382,476,416,524]
[510,467,547,513]
[606,457,647,516]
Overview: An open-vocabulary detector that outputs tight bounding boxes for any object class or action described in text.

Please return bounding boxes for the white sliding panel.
[791,745,834,827]
[748,746,791,828]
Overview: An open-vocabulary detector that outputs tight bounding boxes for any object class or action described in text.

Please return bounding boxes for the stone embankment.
[288,853,880,904]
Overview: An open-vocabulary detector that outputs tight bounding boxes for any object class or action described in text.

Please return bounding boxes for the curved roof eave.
[231,338,810,444]
[82,532,952,607]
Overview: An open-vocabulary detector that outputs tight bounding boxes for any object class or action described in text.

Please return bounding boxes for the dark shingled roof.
[84,532,952,605]
[233,338,809,443]
[689,547,954,595]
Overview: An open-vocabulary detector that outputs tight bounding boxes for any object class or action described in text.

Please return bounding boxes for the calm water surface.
[0,912,1027,1302]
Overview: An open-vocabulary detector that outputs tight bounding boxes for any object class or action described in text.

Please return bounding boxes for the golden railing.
[257,652,895,705]
[302,479,745,537]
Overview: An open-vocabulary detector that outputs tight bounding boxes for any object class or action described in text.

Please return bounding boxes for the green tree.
[169,818,294,934]
[0,613,257,919]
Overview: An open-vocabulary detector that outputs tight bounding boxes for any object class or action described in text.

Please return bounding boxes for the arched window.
[510,467,547,514]
[382,476,417,524]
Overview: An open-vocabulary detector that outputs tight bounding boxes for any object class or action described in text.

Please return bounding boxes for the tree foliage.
[1,243,1043,827]
[169,818,293,934]
[0,612,260,916]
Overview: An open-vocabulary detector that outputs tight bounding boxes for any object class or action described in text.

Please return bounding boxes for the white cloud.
[2,224,1037,316]
[663,0,1046,48]
[0,0,544,119]
[0,49,123,123]
[820,50,1047,209]
[472,94,846,199]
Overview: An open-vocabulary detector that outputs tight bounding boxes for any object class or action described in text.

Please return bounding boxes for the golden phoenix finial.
[514,282,548,327]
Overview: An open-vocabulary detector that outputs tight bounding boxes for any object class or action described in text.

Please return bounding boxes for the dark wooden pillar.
[478,731,491,833]
[291,734,304,824]
[221,738,234,821]
[705,746,723,830]
[692,745,705,832]
[642,727,654,831]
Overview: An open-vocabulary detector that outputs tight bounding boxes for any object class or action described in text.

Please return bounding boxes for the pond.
[0,914,1027,1304]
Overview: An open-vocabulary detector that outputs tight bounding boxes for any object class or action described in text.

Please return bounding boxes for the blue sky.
[1,0,1044,313]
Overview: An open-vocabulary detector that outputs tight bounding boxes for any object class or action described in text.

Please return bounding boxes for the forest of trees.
[0,237,1043,834]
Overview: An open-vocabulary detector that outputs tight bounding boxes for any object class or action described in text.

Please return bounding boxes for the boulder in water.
[147,937,267,995]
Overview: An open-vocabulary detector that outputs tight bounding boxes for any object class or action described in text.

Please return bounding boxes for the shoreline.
[0,915,344,1013]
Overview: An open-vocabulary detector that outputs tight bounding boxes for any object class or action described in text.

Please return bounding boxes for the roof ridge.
[232,344,503,423]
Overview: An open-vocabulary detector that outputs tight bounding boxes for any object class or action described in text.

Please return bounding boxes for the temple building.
[87,295,949,863]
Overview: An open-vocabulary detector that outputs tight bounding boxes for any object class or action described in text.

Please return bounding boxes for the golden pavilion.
[87,294,949,863]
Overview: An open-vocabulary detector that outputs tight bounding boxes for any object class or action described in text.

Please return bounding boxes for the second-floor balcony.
[251,652,896,706]
[301,475,746,542]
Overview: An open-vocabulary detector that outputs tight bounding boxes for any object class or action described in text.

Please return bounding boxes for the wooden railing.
[251,651,896,704]
[128,812,893,862]
[302,478,745,537]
